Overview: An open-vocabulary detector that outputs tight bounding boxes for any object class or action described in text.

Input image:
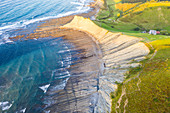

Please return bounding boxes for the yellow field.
[133,1,170,13]
[113,0,121,3]
[150,38,170,50]
[116,3,139,12]
[115,1,170,16]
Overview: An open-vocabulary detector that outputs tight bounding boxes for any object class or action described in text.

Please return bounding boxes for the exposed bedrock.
[61,16,150,113]
[24,15,150,112]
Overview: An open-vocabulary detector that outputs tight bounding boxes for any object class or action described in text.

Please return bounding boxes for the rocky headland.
[60,16,150,112]
[10,0,150,112]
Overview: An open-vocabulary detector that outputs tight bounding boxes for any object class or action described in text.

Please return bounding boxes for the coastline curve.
[60,16,150,112]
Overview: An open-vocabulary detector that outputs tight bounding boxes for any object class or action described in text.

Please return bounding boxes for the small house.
[149,30,157,35]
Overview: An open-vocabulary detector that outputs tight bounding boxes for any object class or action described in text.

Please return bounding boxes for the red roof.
[156,31,160,34]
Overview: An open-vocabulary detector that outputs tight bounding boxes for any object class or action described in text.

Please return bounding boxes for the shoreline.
[59,16,150,112]
[9,0,151,112]
[9,1,105,112]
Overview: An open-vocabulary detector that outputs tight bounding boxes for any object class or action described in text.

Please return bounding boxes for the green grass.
[93,20,139,33]
[120,6,170,30]
[96,1,170,35]
[111,83,123,113]
[93,20,170,41]
[163,26,170,31]
[111,39,170,113]
[125,32,170,41]
[96,0,121,21]
[122,48,170,113]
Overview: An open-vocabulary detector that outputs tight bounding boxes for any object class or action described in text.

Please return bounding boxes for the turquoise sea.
[0,0,93,112]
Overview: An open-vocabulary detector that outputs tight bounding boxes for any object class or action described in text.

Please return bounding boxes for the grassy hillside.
[117,1,170,16]
[95,0,170,113]
[93,20,170,41]
[120,6,170,30]
[96,0,170,31]
[111,39,170,113]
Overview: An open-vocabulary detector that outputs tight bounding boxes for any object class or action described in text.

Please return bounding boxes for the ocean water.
[0,0,93,44]
[0,0,93,112]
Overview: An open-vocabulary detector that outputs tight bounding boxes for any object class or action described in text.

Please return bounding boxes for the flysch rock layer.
[61,16,150,113]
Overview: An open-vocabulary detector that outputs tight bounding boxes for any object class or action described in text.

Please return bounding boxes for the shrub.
[134,27,140,31]
[160,30,170,35]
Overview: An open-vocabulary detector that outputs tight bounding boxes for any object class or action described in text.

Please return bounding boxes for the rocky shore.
[60,16,150,112]
[18,15,149,112]
[21,16,103,112]
[10,0,150,112]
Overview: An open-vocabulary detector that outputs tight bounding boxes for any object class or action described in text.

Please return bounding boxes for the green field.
[96,0,170,35]
[120,6,170,30]
[93,20,170,41]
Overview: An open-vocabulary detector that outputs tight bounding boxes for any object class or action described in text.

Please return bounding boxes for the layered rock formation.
[61,16,150,112]
[19,15,150,112]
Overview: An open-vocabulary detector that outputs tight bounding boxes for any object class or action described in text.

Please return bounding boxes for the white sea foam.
[0,31,2,35]
[39,84,50,93]
[0,1,91,34]
[51,70,57,77]
[0,102,9,106]
[33,38,37,40]
[62,44,72,68]
[71,2,84,6]
[57,74,70,79]
[50,78,69,91]
[58,49,70,53]
[0,34,14,45]
[61,61,64,67]
[51,68,71,90]
[0,101,13,111]
[0,0,91,45]
[44,110,51,113]
[59,71,70,75]
[55,70,71,79]
[20,108,26,113]
[52,68,70,77]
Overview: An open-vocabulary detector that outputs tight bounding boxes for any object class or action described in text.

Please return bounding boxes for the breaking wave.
[0,0,93,45]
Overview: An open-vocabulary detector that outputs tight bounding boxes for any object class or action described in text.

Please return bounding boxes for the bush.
[134,27,140,31]
[160,30,170,36]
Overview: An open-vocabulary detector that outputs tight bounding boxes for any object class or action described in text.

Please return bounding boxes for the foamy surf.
[20,108,26,113]
[50,78,69,91]
[44,110,51,113]
[58,49,70,53]
[0,101,13,111]
[0,34,14,45]
[0,0,92,45]
[39,84,50,93]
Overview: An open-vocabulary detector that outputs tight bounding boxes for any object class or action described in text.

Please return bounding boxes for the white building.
[149,30,157,35]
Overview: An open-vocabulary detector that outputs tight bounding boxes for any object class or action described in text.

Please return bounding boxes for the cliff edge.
[61,16,150,112]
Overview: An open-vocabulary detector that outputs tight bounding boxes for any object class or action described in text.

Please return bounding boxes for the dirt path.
[115,43,157,113]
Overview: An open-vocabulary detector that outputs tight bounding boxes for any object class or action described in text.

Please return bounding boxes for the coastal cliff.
[4,0,168,112]
[61,16,150,112]
[17,13,150,112]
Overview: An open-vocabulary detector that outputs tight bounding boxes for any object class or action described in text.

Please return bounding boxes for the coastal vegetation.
[111,39,170,113]
[95,0,170,112]
[117,1,170,15]
[95,0,170,32]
